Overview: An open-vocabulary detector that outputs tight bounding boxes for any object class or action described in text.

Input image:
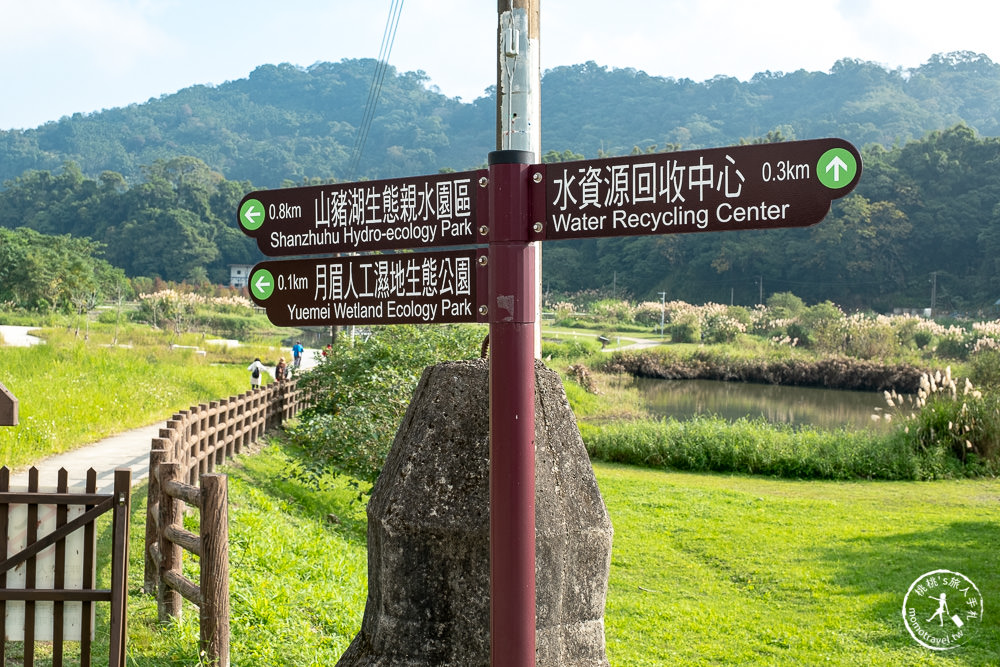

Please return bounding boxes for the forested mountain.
[2,52,999,188]
[543,53,1000,157]
[1,52,999,310]
[0,60,490,188]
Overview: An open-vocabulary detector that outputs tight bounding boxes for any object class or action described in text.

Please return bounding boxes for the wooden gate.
[0,466,130,667]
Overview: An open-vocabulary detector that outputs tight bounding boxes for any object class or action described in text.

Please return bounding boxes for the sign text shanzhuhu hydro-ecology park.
[537,138,861,241]
[247,249,488,327]
[238,170,487,255]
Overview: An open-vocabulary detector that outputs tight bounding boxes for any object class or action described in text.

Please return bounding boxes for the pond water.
[632,378,892,431]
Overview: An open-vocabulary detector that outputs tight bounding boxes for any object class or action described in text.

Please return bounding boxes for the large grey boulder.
[337,358,612,666]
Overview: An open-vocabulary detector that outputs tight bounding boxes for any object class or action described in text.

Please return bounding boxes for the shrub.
[589,299,636,325]
[935,335,970,360]
[193,312,260,339]
[798,301,844,350]
[725,306,754,329]
[567,363,599,393]
[785,322,811,347]
[633,302,664,328]
[839,313,898,359]
[913,330,934,350]
[766,292,806,319]
[890,315,921,350]
[289,324,484,482]
[542,336,600,360]
[879,369,1000,473]
[669,313,701,344]
[702,311,745,344]
[551,301,576,321]
[970,349,1000,388]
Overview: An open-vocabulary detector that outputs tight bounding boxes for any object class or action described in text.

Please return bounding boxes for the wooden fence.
[0,467,131,667]
[143,379,310,667]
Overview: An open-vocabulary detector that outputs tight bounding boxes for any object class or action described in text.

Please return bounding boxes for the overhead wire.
[348,0,405,179]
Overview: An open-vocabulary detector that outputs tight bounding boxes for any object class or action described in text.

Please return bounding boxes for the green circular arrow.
[240,198,266,231]
[250,268,275,301]
[817,149,857,189]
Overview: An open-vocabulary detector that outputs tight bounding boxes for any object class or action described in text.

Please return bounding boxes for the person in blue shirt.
[292,341,304,369]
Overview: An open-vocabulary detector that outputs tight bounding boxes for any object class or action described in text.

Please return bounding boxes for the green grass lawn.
[120,445,370,666]
[598,462,1000,666]
[113,446,1000,666]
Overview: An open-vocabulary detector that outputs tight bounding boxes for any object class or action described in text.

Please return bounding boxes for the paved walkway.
[8,423,162,494]
[2,326,320,493]
[0,325,43,347]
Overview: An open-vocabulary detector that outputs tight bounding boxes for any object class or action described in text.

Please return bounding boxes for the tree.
[766,292,806,319]
[0,227,121,312]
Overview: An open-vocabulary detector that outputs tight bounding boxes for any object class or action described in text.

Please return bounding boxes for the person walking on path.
[248,357,265,389]
[292,341,304,369]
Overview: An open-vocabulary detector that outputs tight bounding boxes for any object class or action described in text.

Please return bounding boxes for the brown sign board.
[248,249,488,327]
[0,381,17,426]
[238,170,487,256]
[536,138,862,241]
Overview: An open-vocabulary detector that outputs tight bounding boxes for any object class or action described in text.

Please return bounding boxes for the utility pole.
[497,0,541,358]
[659,291,667,338]
[930,271,937,316]
[493,3,541,666]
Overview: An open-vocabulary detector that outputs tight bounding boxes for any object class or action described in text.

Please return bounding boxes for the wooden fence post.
[209,401,221,468]
[144,447,167,593]
[157,462,183,623]
[142,378,315,660]
[191,405,204,479]
[200,474,230,667]
[222,398,235,459]
[225,398,234,455]
[253,389,264,441]
[161,419,181,464]
[108,468,132,667]
[234,393,246,455]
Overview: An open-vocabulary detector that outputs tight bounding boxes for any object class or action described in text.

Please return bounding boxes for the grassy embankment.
[0,324,288,468]
[101,442,999,666]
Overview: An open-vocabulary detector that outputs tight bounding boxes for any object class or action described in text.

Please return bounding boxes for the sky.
[1,0,998,131]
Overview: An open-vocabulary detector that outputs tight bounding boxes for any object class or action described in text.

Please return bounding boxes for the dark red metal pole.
[488,149,537,667]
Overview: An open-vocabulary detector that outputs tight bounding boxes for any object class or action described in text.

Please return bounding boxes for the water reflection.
[633,378,891,431]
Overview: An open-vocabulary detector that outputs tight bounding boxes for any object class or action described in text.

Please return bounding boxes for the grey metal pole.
[492,4,541,666]
[497,0,541,358]
[659,291,666,337]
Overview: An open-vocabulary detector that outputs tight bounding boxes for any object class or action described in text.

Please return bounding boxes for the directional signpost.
[535,138,861,242]
[247,249,488,326]
[239,137,861,667]
[238,169,487,256]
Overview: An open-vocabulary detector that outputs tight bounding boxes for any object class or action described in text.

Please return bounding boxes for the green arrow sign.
[817,148,857,189]
[250,268,274,300]
[240,198,265,231]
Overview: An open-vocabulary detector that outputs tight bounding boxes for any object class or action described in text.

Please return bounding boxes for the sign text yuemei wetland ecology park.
[239,138,859,328]
[247,249,488,327]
